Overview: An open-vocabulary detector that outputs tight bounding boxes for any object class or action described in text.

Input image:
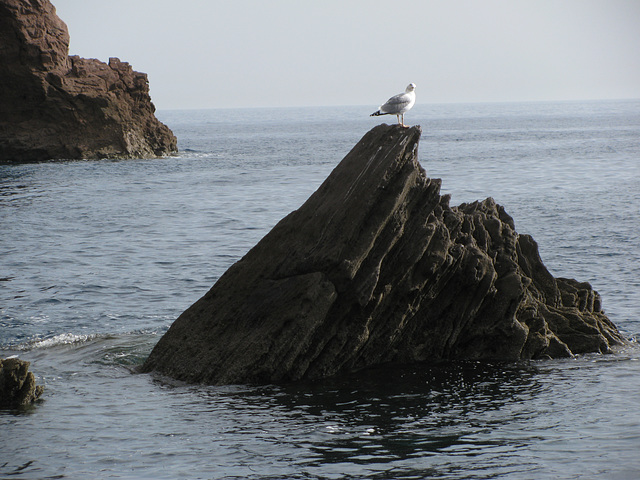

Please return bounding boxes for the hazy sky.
[52,0,640,110]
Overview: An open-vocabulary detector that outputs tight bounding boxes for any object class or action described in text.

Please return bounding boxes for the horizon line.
[155,97,640,112]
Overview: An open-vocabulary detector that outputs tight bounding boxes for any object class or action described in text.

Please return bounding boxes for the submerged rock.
[0,0,177,162]
[0,358,44,407]
[143,124,625,385]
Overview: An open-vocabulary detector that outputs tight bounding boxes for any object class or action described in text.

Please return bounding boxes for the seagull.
[370,83,416,127]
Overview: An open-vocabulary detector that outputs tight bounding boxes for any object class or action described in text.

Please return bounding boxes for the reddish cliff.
[0,0,177,162]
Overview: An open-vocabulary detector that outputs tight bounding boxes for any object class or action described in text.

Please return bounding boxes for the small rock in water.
[0,358,44,408]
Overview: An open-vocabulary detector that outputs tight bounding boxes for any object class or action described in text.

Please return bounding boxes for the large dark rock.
[0,0,177,162]
[0,358,44,407]
[143,124,625,385]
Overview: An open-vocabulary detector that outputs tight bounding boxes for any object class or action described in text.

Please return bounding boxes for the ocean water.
[1,100,639,479]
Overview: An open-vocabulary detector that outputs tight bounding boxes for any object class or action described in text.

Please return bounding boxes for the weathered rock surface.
[143,124,625,385]
[0,0,177,162]
[0,358,44,407]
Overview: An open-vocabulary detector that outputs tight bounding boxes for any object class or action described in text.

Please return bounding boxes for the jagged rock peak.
[142,124,625,385]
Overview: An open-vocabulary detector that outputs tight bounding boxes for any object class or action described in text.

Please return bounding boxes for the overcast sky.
[52,0,640,110]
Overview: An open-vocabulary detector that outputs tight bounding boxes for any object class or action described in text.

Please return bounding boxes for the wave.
[16,332,100,350]
[1,329,166,370]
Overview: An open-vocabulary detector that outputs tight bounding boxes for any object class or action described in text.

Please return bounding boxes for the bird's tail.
[370,110,383,117]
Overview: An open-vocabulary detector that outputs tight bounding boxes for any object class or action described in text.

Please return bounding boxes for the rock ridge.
[142,124,625,385]
[0,0,177,162]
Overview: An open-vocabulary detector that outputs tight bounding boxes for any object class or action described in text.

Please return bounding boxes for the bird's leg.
[401,113,405,127]
[396,114,401,124]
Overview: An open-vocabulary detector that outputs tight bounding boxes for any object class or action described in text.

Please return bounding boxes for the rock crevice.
[143,124,624,385]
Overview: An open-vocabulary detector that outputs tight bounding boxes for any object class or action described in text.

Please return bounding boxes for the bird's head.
[406,83,416,92]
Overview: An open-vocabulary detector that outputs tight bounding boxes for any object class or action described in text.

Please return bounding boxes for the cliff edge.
[142,124,625,385]
[0,0,177,162]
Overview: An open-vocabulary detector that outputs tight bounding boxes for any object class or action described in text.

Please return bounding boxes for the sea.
[1,100,639,480]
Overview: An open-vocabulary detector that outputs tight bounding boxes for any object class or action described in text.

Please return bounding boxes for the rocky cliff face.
[143,124,625,385]
[0,0,177,162]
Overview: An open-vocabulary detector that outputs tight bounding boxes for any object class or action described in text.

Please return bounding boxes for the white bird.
[370,83,416,127]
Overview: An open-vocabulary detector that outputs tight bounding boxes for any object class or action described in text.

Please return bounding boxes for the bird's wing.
[379,93,411,114]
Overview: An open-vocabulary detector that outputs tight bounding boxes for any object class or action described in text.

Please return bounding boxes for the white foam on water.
[19,332,97,350]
